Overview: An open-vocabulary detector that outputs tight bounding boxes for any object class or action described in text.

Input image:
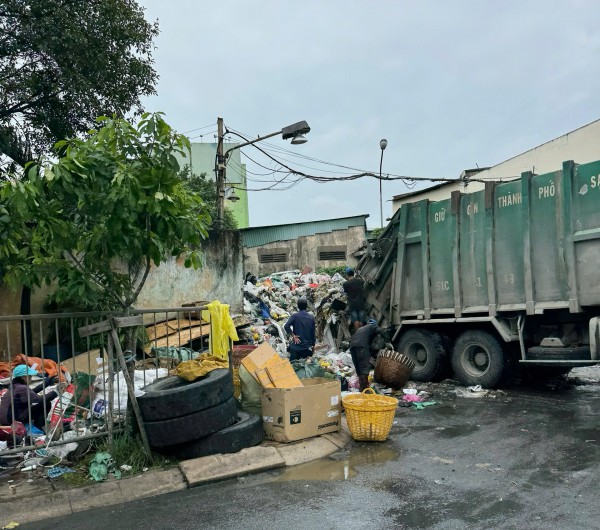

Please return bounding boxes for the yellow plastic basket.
[342,388,399,442]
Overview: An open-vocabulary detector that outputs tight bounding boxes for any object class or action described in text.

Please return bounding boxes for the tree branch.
[65,250,126,308]
[126,255,151,308]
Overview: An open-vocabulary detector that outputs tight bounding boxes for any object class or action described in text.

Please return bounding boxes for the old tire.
[397,329,447,382]
[144,397,237,448]
[162,410,264,460]
[138,369,233,421]
[451,330,505,388]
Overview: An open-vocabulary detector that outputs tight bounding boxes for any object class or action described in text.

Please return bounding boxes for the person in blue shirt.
[284,297,316,361]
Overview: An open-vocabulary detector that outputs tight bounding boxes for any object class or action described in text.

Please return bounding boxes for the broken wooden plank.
[144,323,211,353]
[113,315,144,329]
[78,320,111,337]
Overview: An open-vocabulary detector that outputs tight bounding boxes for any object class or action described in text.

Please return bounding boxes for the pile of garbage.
[239,269,361,390]
[240,269,351,354]
[0,356,167,474]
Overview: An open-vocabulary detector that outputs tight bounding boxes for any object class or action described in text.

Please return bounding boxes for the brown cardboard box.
[261,377,342,442]
[240,342,281,384]
[240,342,302,389]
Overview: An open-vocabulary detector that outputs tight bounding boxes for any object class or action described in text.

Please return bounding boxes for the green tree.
[1,113,211,311]
[181,170,238,231]
[370,227,384,239]
[0,0,158,171]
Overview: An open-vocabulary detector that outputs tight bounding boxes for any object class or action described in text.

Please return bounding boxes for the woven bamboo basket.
[374,349,415,388]
[342,388,399,442]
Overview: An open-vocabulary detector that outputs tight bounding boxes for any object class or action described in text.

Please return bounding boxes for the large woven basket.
[342,388,399,442]
[374,349,415,388]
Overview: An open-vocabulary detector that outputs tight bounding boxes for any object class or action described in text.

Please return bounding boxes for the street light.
[215,118,311,229]
[226,187,240,202]
[379,138,388,228]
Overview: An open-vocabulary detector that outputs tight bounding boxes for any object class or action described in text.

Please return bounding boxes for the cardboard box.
[240,342,302,388]
[261,377,342,442]
[240,342,281,384]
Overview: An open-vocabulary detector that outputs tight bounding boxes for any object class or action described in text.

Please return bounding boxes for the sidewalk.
[0,425,351,527]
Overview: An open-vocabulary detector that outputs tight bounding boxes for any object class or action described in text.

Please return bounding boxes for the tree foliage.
[1,113,211,310]
[0,0,158,171]
[181,170,238,231]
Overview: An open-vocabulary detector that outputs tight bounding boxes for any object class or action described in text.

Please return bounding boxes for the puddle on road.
[274,444,398,482]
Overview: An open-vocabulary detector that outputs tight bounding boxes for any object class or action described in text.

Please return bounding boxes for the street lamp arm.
[223,129,282,159]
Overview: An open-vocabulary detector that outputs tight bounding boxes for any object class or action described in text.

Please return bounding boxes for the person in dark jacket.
[349,319,390,391]
[284,297,316,361]
[343,268,366,332]
[0,365,61,431]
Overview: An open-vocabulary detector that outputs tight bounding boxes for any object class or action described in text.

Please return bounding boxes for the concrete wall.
[137,230,244,313]
[392,119,600,211]
[244,226,366,276]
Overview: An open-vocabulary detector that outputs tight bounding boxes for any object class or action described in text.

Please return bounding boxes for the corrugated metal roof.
[240,215,369,248]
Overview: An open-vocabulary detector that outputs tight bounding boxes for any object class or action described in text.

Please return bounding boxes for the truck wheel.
[161,410,263,460]
[138,369,233,422]
[397,329,447,382]
[451,330,505,388]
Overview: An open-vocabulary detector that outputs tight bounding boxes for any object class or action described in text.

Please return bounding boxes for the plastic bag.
[239,365,262,416]
[291,359,326,379]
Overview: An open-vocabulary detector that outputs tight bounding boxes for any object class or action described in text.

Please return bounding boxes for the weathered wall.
[136,230,244,313]
[244,226,365,276]
[0,231,244,359]
[0,284,53,361]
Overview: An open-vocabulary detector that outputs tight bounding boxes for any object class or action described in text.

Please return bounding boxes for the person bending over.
[349,319,390,391]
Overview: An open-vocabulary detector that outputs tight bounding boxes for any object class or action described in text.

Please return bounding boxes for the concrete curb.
[0,468,186,527]
[0,426,351,527]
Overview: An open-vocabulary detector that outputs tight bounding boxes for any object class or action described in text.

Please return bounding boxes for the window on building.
[318,246,347,261]
[258,250,289,264]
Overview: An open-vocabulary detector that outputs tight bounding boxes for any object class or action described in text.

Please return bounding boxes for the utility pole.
[216,117,225,230]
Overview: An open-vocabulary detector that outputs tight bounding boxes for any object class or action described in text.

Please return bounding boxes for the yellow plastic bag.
[175,353,229,382]
[207,300,239,361]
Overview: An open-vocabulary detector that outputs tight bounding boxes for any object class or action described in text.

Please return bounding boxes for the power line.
[181,123,215,135]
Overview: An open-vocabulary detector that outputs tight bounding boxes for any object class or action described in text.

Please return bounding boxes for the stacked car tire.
[138,368,263,460]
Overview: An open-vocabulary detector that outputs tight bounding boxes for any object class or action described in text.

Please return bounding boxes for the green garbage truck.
[357,158,600,387]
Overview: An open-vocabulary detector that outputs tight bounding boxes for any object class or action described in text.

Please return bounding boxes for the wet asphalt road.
[26,368,600,530]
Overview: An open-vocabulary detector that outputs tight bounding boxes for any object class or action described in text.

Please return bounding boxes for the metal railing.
[0,306,214,457]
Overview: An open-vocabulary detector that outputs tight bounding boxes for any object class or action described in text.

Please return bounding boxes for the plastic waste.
[89,452,121,481]
[239,364,263,416]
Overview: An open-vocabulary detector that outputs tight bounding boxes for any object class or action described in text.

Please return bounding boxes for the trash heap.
[240,269,351,354]
[0,356,167,473]
[239,269,359,391]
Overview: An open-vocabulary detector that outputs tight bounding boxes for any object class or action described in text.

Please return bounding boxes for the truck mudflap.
[590,317,600,361]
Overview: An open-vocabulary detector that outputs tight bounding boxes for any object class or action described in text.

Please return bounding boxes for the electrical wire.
[217,124,518,194]
[181,123,215,135]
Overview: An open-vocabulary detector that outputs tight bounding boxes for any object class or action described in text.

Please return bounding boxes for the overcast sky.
[139,0,600,229]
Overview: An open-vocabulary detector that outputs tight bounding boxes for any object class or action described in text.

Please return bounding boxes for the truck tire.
[162,410,264,460]
[527,346,590,361]
[397,329,447,382]
[451,330,505,388]
[144,397,237,448]
[138,369,233,421]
